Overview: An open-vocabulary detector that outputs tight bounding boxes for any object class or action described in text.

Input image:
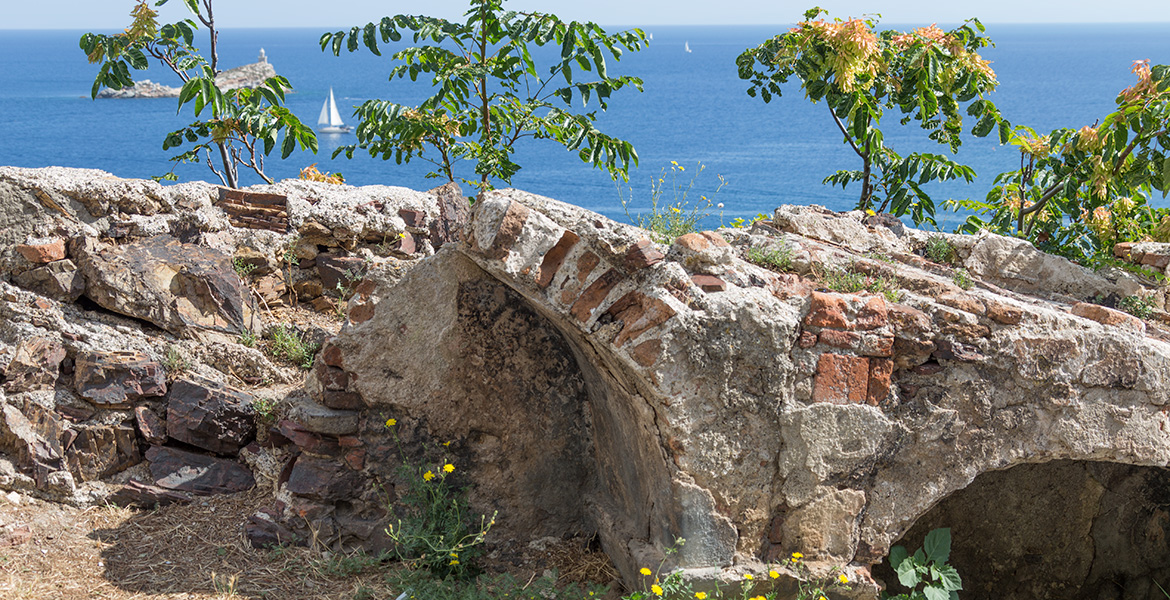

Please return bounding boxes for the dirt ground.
[0,487,401,600]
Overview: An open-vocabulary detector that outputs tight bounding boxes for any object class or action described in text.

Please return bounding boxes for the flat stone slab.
[74,350,166,406]
[146,446,255,495]
[167,378,256,455]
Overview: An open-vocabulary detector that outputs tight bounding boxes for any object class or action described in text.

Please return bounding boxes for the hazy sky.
[8,0,1170,29]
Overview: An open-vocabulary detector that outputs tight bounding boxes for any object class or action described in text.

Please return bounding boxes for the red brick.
[867,358,893,405]
[397,209,426,228]
[985,300,1023,325]
[855,296,888,330]
[819,329,860,349]
[320,343,344,368]
[798,331,818,348]
[630,339,662,367]
[319,366,350,391]
[1114,242,1135,260]
[938,292,986,316]
[569,270,624,323]
[812,354,870,404]
[485,201,530,260]
[690,274,727,293]
[625,239,665,270]
[536,230,580,288]
[805,292,850,329]
[1070,302,1146,332]
[396,232,417,255]
[576,252,600,282]
[16,240,66,263]
[1141,253,1170,269]
[606,291,677,347]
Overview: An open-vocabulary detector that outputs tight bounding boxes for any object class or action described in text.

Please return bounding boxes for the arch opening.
[874,460,1170,600]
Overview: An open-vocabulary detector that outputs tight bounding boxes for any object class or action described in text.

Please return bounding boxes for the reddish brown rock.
[855,296,888,330]
[605,291,677,347]
[3,337,66,393]
[348,300,376,324]
[798,331,818,348]
[167,378,257,455]
[867,358,894,406]
[73,351,166,407]
[0,403,63,474]
[887,303,933,337]
[630,339,663,367]
[812,354,870,404]
[1114,242,1135,260]
[805,292,850,330]
[773,274,814,300]
[146,446,255,495]
[690,274,728,293]
[65,424,141,482]
[16,239,66,263]
[13,259,85,302]
[135,406,167,445]
[625,239,665,270]
[985,300,1024,325]
[674,232,714,253]
[570,270,624,323]
[317,253,367,294]
[285,454,362,501]
[108,480,194,507]
[938,292,987,316]
[536,230,580,288]
[397,208,426,228]
[1070,302,1146,332]
[1140,253,1170,269]
[819,329,860,349]
[275,420,344,457]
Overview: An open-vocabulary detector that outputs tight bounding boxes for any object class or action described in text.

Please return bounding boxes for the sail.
[319,88,346,128]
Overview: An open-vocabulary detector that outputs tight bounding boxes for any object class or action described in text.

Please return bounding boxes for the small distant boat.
[317,88,352,134]
[684,41,692,53]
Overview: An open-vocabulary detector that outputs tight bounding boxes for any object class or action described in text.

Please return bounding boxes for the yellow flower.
[443,441,452,446]
[678,166,685,171]
[449,559,460,565]
[385,418,397,427]
[443,463,455,473]
[695,593,707,600]
[423,470,435,481]
[769,570,779,579]
[450,553,459,557]
[791,552,803,559]
[671,207,682,214]
[820,597,827,600]
[640,568,652,576]
[838,574,849,584]
[743,573,753,580]
[671,161,679,166]
[651,584,663,596]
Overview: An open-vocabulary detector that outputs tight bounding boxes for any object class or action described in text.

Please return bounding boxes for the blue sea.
[0,23,1168,229]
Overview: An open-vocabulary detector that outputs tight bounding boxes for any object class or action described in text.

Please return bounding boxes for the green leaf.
[923,585,949,600]
[936,564,962,592]
[895,558,920,588]
[1162,157,1170,195]
[889,545,909,569]
[923,528,951,564]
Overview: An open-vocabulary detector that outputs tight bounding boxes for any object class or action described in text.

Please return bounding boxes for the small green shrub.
[268,325,318,369]
[923,235,956,265]
[252,396,279,426]
[747,244,794,272]
[384,421,495,580]
[619,161,727,243]
[238,328,257,348]
[163,344,188,376]
[818,264,903,303]
[730,213,769,229]
[883,528,962,600]
[1118,294,1156,319]
[232,256,258,279]
[952,268,973,290]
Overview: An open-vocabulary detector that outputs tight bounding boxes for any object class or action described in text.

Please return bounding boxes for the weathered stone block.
[285,454,362,501]
[3,337,66,393]
[74,351,166,407]
[146,446,255,495]
[805,292,850,330]
[16,239,66,263]
[167,378,257,455]
[65,424,141,481]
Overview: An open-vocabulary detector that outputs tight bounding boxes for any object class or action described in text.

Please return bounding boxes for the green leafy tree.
[81,0,318,188]
[321,0,648,191]
[737,8,1006,225]
[950,60,1170,263]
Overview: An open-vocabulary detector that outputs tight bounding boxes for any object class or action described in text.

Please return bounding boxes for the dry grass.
[0,487,399,600]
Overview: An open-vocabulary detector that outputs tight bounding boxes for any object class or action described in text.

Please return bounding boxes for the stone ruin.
[2,166,1170,599]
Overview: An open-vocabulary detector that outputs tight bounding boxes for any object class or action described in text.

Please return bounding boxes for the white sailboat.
[317,88,352,134]
[684,41,692,53]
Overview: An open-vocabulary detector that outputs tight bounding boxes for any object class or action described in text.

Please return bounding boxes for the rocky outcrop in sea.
[95,50,278,99]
